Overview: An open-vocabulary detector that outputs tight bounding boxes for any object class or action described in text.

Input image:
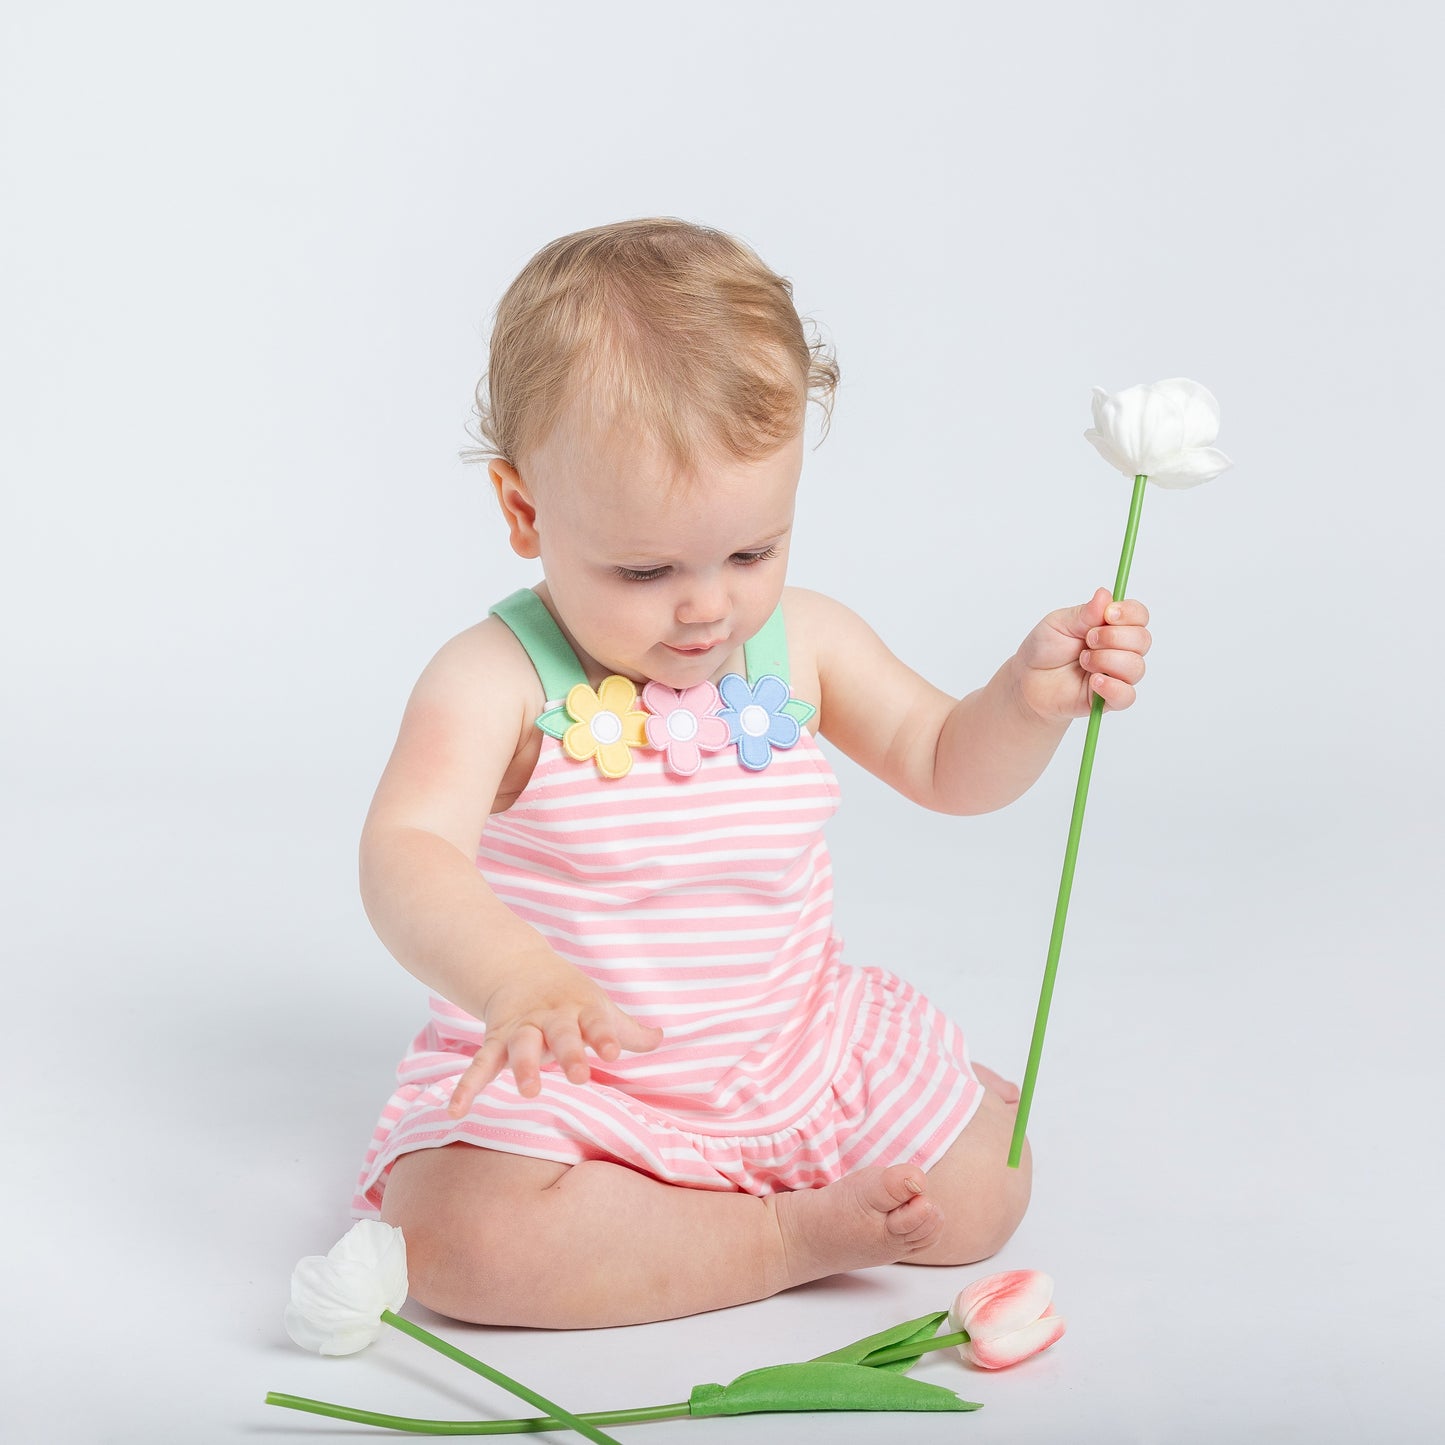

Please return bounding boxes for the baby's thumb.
[1070,588,1112,636]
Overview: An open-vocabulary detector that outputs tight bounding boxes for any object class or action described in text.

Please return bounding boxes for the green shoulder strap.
[743,603,789,685]
[744,603,816,728]
[489,589,589,740]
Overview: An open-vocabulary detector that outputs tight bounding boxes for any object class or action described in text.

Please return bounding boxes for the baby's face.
[518,413,803,689]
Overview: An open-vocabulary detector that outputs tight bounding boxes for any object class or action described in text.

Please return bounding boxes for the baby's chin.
[586,655,697,692]
[589,637,738,691]
[644,645,729,691]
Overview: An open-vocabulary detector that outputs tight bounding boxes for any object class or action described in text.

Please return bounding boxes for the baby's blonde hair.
[463,218,839,476]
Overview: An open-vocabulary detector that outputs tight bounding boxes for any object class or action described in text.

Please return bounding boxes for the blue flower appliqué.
[717,673,802,772]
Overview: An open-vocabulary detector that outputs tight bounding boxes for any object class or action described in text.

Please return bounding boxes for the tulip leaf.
[811,1310,951,1373]
[688,1361,981,1416]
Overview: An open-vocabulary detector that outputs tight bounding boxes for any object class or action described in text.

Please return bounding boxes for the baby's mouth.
[665,639,724,654]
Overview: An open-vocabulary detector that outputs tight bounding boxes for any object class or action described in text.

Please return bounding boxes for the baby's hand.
[447,950,664,1117]
[1014,587,1152,724]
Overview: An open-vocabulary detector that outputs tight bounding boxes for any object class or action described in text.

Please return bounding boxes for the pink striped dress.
[351,589,982,1216]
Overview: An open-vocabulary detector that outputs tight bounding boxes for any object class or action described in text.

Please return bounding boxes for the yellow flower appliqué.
[562,676,650,778]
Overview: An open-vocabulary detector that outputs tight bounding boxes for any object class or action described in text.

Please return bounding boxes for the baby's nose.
[675,577,729,626]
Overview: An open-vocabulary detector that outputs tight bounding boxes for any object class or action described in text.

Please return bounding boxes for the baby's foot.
[769,1164,944,1290]
[974,1062,1021,1105]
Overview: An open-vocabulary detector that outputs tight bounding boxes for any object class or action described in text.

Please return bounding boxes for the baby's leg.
[903,1065,1034,1267]
[380,1144,944,1328]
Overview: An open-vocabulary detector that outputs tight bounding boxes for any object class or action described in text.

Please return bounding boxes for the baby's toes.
[888,1194,943,1246]
[974,1063,1021,1105]
[864,1162,926,1212]
[859,1164,939,1244]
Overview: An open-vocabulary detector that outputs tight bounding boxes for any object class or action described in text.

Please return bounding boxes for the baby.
[351,218,1151,1330]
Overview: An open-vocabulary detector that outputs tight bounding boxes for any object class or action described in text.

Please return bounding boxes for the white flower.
[1084,378,1232,489]
[285,1221,409,1356]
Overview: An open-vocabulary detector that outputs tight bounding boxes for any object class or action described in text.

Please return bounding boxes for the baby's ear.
[490,460,541,558]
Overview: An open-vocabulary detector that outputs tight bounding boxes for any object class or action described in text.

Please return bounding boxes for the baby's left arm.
[799,586,1150,815]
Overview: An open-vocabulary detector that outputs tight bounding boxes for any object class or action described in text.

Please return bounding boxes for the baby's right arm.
[358,618,662,1112]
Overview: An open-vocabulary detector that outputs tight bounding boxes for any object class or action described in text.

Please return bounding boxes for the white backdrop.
[4,3,1442,1442]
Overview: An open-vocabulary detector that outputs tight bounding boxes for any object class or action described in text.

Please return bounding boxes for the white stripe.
[585,968,813,998]
[484,893,818,924]
[482,823,829,856]
[488,872,827,913]
[478,840,818,871]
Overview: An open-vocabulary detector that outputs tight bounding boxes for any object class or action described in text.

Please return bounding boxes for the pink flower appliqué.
[950,1270,1067,1370]
[642,681,730,777]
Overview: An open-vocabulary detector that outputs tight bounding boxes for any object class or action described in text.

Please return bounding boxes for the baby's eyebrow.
[611,525,792,567]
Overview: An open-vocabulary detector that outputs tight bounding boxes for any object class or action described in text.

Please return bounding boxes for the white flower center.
[739,704,771,738]
[666,709,699,742]
[590,710,623,745]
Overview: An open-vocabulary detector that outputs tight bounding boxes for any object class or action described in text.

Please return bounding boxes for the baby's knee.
[973,1132,1033,1258]
[380,1194,512,1325]
[916,1098,1034,1266]
[379,1145,567,1324]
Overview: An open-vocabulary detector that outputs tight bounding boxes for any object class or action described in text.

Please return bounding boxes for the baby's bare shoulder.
[417,614,545,721]
[782,587,942,749]
[779,587,870,718]
[782,586,860,626]
[367,614,546,845]
[782,587,877,662]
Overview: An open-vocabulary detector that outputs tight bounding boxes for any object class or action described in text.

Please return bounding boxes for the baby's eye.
[732,545,779,566]
[613,565,669,583]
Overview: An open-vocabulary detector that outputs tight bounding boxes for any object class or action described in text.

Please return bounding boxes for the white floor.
[7,746,1441,1444]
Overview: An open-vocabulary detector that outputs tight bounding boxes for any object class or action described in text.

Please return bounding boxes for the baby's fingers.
[579,1003,663,1063]
[1106,597,1150,628]
[507,1024,546,1098]
[1084,622,1152,658]
[614,1010,665,1055]
[448,1038,507,1118]
[546,1018,593,1085]
[1078,647,1147,686]
[1087,669,1137,711]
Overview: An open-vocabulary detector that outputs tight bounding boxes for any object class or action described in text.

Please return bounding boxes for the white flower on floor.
[1084,377,1232,488]
[285,1220,408,1355]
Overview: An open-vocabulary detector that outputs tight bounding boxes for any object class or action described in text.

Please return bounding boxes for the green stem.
[858,1329,970,1367]
[1008,472,1148,1168]
[379,1311,623,1444]
[263,1324,979,1431]
[264,1392,689,1434]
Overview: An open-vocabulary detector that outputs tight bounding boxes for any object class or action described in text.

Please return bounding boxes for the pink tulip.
[949,1270,1067,1370]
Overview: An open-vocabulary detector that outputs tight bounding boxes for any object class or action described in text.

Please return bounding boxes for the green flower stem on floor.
[264,1309,984,1433]
[262,1393,689,1435]
[1009,472,1149,1169]
[378,1311,623,1444]
[264,1315,982,1432]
